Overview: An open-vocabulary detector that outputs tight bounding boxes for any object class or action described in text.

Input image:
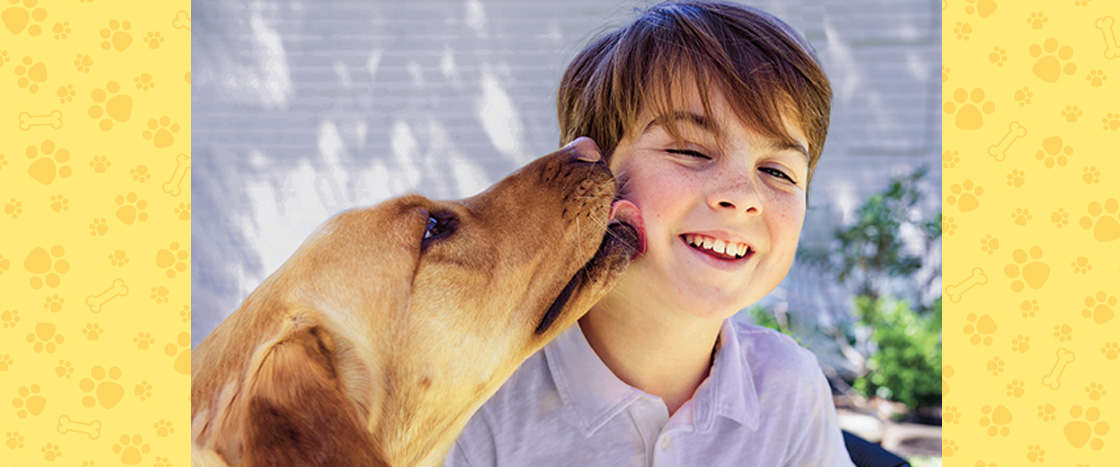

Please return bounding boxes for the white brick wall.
[191,0,941,346]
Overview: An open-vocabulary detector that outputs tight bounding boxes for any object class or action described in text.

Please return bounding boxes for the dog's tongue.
[608,200,645,258]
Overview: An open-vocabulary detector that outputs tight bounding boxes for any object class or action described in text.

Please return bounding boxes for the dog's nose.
[567,136,603,163]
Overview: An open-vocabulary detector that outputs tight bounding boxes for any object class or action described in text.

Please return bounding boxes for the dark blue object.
[842,430,910,467]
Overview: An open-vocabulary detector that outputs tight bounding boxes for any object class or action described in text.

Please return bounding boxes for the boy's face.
[605,86,809,320]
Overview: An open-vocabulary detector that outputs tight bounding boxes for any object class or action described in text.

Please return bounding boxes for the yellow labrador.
[191,138,642,466]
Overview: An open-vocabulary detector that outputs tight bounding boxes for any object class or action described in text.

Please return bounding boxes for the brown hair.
[557,0,832,188]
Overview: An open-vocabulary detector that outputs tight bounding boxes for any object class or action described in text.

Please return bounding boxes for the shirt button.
[661,436,672,450]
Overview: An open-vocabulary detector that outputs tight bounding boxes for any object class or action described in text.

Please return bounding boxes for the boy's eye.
[760,167,795,183]
[666,149,711,160]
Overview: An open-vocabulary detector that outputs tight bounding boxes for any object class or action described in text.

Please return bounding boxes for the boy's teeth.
[684,234,750,259]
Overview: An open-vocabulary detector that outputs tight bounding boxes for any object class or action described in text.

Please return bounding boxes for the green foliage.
[745,305,802,345]
[852,296,942,410]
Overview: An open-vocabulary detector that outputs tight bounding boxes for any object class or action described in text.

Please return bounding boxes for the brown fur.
[192,141,635,466]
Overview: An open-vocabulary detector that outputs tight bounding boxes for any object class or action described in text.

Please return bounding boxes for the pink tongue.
[609,200,645,256]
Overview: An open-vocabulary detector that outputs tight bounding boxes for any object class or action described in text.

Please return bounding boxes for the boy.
[447,1,852,465]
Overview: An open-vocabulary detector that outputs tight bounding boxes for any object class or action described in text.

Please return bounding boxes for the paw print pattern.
[964,0,996,17]
[942,439,959,457]
[980,405,1012,436]
[54,360,74,378]
[942,150,959,169]
[1011,208,1032,225]
[5,198,23,218]
[987,356,1005,375]
[112,434,150,465]
[1029,38,1077,83]
[989,47,1007,66]
[14,56,47,92]
[40,442,60,460]
[50,20,67,39]
[1064,405,1109,449]
[99,19,133,51]
[1026,12,1048,29]
[73,53,92,72]
[26,140,72,185]
[144,31,164,48]
[1,309,19,328]
[1082,166,1101,184]
[12,384,46,418]
[156,242,189,278]
[84,323,103,340]
[150,286,169,304]
[944,406,961,424]
[944,217,957,236]
[49,194,68,212]
[133,381,152,400]
[1087,70,1108,87]
[90,155,111,173]
[944,88,994,130]
[0,353,12,371]
[165,331,191,374]
[1026,444,1045,462]
[1103,113,1120,131]
[965,313,996,345]
[1062,105,1083,122]
[90,218,109,236]
[941,66,950,83]
[1103,342,1120,360]
[1052,208,1070,228]
[88,81,133,131]
[2,0,47,36]
[1036,136,1072,167]
[1006,379,1026,397]
[79,365,124,409]
[154,419,174,437]
[176,203,191,220]
[55,84,74,103]
[980,234,999,254]
[1082,292,1116,324]
[43,294,63,312]
[1038,403,1057,421]
[130,165,150,182]
[947,180,983,212]
[1011,335,1030,353]
[114,192,148,224]
[1004,246,1050,292]
[109,250,129,267]
[24,245,69,289]
[5,431,24,448]
[1006,169,1025,187]
[1015,87,1033,106]
[1080,199,1120,242]
[134,73,154,90]
[179,304,191,322]
[133,332,154,349]
[1087,383,1108,400]
[143,116,180,148]
[1054,323,1073,342]
[953,22,972,40]
[1071,256,1092,274]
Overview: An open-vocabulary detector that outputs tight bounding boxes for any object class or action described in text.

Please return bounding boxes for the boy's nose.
[566,137,603,162]
[708,177,763,214]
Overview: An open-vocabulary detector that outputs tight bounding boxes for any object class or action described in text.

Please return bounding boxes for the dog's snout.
[567,136,603,163]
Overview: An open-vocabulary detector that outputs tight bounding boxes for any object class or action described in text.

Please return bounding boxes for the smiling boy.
[446,1,852,465]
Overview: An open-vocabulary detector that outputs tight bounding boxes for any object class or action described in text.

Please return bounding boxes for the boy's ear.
[241,325,387,467]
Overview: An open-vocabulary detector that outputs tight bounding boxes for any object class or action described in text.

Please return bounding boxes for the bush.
[852,296,942,410]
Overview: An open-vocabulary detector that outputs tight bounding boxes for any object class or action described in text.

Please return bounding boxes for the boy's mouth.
[681,234,752,261]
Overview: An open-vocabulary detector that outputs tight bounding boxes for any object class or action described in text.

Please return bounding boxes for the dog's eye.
[423,211,457,245]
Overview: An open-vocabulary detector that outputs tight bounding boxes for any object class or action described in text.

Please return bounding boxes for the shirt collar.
[543,319,760,435]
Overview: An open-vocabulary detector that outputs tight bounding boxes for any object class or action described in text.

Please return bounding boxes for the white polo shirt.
[445,319,855,466]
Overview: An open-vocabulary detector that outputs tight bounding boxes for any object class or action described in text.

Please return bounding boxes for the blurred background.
[192,0,941,463]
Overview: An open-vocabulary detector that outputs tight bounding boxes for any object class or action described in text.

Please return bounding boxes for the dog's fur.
[191,140,637,466]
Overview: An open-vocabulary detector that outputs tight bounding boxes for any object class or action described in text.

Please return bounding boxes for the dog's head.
[261,137,639,462]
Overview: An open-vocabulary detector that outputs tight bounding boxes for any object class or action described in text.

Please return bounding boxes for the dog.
[191,137,642,466]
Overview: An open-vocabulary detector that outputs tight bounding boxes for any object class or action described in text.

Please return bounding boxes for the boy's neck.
[578,298,724,417]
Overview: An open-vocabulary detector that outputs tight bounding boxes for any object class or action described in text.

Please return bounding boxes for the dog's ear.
[241,324,387,467]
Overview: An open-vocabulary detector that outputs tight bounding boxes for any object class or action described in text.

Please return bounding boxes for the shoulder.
[730,320,823,376]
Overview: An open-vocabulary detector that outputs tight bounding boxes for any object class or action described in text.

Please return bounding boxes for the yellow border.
[943,0,1119,464]
[1,0,190,464]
